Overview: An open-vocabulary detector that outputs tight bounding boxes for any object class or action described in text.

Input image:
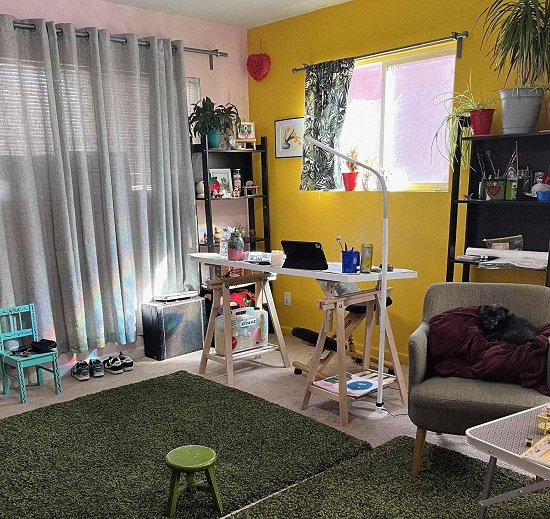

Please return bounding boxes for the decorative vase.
[469,109,495,136]
[207,130,222,148]
[195,180,205,198]
[228,231,244,260]
[342,172,359,191]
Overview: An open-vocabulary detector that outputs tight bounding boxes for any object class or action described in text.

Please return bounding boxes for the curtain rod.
[292,31,468,73]
[13,20,228,70]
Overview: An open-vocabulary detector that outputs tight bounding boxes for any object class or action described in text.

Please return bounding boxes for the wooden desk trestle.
[301,280,407,427]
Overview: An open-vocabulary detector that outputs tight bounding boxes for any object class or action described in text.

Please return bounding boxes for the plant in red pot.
[435,78,494,170]
[342,148,360,191]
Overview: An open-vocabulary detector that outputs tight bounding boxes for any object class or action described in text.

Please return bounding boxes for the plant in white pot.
[480,0,548,134]
[188,97,240,148]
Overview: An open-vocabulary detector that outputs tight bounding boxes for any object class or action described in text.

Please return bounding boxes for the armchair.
[408,282,550,476]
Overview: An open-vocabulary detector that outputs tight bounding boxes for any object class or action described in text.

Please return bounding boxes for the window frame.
[351,42,456,192]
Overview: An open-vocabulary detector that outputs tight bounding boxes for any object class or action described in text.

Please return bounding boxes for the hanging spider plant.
[434,78,495,170]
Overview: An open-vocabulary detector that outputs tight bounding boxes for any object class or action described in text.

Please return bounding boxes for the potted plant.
[479,0,548,134]
[342,148,360,191]
[435,79,495,169]
[188,96,241,148]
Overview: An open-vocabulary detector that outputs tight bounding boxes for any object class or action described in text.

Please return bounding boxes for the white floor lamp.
[305,136,389,414]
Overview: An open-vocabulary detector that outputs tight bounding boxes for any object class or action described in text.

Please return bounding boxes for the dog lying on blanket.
[479,304,538,345]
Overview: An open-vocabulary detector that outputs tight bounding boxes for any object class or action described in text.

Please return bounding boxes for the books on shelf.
[522,435,550,467]
[313,372,378,398]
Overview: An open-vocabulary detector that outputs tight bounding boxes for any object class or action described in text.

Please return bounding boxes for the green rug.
[233,436,550,518]
[0,371,370,518]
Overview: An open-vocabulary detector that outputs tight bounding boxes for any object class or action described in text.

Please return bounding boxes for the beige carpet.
[0,335,475,459]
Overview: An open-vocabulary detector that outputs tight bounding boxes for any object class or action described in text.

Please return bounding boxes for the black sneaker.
[71,361,90,381]
[89,358,104,377]
[103,356,123,374]
[118,351,134,372]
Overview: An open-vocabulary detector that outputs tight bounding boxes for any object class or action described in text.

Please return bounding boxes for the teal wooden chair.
[0,304,61,403]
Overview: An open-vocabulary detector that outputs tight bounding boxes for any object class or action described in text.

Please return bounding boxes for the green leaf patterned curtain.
[300,58,355,191]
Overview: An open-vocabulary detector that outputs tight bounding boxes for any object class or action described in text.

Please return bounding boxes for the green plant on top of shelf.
[479,0,550,88]
[188,96,241,137]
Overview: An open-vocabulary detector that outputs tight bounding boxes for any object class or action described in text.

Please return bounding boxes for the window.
[186,77,201,143]
[339,45,456,191]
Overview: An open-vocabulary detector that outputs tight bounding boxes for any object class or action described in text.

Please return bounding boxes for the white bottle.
[219,228,230,259]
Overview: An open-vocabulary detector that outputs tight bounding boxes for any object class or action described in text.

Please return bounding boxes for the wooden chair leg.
[52,356,62,394]
[166,468,180,518]
[36,365,44,386]
[205,466,223,513]
[412,427,427,476]
[1,362,9,395]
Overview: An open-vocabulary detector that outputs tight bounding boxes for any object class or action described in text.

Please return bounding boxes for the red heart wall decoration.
[246,53,271,81]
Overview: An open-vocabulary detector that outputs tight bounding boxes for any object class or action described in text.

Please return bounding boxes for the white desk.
[190,253,417,425]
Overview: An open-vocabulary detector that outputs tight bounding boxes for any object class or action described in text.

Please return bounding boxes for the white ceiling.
[103,0,351,28]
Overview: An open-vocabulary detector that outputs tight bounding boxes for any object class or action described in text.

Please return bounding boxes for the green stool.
[165,445,223,517]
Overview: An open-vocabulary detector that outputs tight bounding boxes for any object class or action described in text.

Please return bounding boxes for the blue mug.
[341,250,359,273]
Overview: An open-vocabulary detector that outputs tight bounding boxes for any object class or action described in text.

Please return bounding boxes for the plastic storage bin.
[215,307,268,355]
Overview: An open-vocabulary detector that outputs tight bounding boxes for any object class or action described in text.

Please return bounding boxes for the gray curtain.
[0,15,198,354]
[300,58,355,191]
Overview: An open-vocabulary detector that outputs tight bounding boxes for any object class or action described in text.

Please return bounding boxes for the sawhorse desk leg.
[199,269,289,385]
[302,285,407,426]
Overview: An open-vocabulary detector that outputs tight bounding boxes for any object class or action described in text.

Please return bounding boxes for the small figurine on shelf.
[244,180,259,196]
[209,178,221,198]
[224,135,236,150]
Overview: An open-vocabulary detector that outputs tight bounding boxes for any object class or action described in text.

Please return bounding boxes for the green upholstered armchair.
[408,282,550,476]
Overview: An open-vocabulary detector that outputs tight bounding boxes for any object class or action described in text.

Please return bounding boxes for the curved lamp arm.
[305,136,388,411]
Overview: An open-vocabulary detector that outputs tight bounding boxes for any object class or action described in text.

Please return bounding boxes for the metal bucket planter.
[499,87,544,134]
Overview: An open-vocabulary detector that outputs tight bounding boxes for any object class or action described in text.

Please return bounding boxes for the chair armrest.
[408,321,429,393]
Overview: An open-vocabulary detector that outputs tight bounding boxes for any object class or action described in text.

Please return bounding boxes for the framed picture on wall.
[275,117,304,158]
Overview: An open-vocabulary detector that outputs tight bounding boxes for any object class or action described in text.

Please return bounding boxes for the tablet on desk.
[280,240,329,270]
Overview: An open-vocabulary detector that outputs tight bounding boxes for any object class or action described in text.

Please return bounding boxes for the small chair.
[0,304,61,404]
[165,445,223,517]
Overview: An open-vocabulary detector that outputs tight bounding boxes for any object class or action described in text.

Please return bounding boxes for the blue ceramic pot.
[207,130,222,148]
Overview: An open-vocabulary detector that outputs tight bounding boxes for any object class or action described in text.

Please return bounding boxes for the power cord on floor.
[379,385,409,417]
[382,407,409,417]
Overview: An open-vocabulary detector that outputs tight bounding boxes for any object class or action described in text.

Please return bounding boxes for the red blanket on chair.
[428,306,550,396]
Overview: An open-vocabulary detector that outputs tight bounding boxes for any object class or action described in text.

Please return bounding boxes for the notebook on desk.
[280,240,329,270]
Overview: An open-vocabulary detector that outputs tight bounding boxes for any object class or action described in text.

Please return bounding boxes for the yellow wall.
[247,0,548,363]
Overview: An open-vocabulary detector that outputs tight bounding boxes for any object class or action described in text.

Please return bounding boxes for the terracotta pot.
[469,109,495,135]
[342,172,359,191]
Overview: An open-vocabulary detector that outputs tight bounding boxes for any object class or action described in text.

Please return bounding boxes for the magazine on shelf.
[521,435,550,467]
[313,372,378,398]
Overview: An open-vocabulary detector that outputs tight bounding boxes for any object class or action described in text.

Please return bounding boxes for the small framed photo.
[237,122,255,140]
[209,168,233,195]
[275,117,304,158]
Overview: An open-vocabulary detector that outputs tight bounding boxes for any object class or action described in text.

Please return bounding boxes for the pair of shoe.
[103,352,133,375]
[71,358,104,382]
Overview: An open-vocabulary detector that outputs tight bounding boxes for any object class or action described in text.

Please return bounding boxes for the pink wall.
[0,0,250,117]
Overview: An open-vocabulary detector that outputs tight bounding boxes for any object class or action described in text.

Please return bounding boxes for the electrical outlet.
[284,292,291,306]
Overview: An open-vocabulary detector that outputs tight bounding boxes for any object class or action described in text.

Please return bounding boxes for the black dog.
[479,304,538,345]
